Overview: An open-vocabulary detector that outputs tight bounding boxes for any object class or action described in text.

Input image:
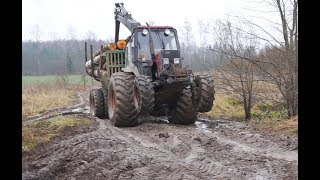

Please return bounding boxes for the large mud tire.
[89,89,105,119]
[135,76,155,115]
[100,87,109,119]
[168,88,198,125]
[108,72,139,127]
[195,75,215,112]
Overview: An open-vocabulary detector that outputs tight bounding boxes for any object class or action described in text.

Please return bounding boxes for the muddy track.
[22,89,298,180]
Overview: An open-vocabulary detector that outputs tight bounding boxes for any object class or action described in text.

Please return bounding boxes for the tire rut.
[22,89,297,180]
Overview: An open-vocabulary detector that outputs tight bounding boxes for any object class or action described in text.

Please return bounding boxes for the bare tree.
[198,19,209,64]
[209,21,258,120]
[85,30,97,42]
[181,18,194,67]
[31,24,41,75]
[67,25,77,40]
[80,72,88,88]
[210,0,298,118]
[49,32,60,41]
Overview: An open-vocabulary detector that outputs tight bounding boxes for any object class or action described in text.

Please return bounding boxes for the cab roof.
[137,26,174,29]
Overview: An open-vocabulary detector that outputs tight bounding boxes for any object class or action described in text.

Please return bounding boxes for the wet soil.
[22,90,298,180]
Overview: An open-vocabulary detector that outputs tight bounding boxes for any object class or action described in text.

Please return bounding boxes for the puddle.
[83,106,90,114]
[72,108,83,113]
[195,121,211,133]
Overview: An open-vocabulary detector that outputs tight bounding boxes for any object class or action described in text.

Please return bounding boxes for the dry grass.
[22,115,91,152]
[22,83,82,119]
[199,71,297,136]
[206,93,245,120]
[205,92,296,136]
[250,116,298,136]
[205,92,287,120]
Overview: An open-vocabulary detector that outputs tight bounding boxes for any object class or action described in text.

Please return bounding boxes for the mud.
[22,90,298,180]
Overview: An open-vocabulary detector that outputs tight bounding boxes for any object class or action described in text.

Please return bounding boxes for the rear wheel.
[89,89,105,118]
[134,75,154,115]
[108,72,139,127]
[195,75,215,112]
[100,87,109,119]
[168,88,198,125]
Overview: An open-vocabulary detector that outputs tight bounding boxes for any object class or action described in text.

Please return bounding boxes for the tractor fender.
[122,66,140,77]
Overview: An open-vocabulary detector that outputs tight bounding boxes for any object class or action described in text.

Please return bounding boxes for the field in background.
[22,75,98,86]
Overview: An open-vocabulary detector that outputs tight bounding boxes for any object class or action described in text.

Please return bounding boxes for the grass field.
[22,74,97,86]
[22,83,79,118]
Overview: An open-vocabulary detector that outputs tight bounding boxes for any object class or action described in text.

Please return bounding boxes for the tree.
[85,30,97,42]
[66,51,74,74]
[208,21,257,120]
[31,24,41,75]
[180,18,194,67]
[198,19,209,64]
[210,0,298,118]
[67,25,77,40]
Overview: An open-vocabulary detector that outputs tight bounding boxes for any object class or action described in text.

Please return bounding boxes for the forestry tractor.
[84,3,215,127]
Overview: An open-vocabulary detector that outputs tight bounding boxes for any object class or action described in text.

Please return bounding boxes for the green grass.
[206,93,245,120]
[22,116,91,152]
[206,93,287,120]
[22,75,96,86]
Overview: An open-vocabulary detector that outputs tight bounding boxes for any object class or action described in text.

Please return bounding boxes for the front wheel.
[134,75,154,115]
[168,88,198,125]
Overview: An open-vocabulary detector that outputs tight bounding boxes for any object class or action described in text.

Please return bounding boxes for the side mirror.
[181,57,184,61]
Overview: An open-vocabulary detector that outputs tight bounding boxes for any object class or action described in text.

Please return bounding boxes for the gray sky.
[22,0,282,45]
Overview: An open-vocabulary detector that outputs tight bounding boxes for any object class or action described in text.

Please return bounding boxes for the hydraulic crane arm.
[114,3,141,42]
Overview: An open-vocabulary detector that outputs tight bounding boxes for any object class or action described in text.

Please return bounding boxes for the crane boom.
[114,3,141,42]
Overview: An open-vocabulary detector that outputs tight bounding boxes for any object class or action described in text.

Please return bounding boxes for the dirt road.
[22,90,298,180]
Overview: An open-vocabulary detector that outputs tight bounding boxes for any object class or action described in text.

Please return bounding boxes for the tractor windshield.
[137,29,178,60]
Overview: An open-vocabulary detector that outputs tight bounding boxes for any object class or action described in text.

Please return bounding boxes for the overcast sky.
[22,0,281,45]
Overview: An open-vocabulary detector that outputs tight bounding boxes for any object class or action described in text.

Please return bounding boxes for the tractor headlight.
[164,29,171,36]
[142,29,148,36]
[163,58,169,64]
[174,58,180,64]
